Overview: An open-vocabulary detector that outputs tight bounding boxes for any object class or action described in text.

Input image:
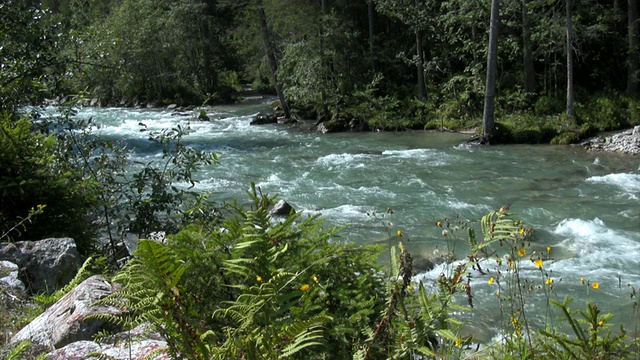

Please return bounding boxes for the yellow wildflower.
[592,282,600,290]
[598,320,604,326]
[534,258,543,268]
[455,337,463,347]
[313,276,318,283]
[547,246,551,253]
[397,229,403,236]
[517,248,526,257]
[580,277,585,284]
[488,277,495,285]
[256,276,262,282]
[545,278,553,285]
[436,221,442,227]
[300,284,310,291]
[519,228,525,235]
[407,284,414,291]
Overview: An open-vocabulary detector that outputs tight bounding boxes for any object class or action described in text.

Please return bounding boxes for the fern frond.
[6,341,31,360]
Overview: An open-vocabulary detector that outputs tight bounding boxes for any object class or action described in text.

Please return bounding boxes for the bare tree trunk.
[522,0,536,94]
[416,32,426,101]
[256,0,290,118]
[566,0,574,116]
[628,0,639,96]
[368,0,376,73]
[482,0,500,142]
[415,0,426,101]
[319,0,329,116]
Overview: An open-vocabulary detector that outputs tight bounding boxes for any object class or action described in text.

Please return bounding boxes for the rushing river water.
[68,102,638,342]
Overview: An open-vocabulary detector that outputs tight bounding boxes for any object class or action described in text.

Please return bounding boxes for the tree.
[0,0,63,112]
[374,0,429,101]
[628,0,639,96]
[482,0,500,142]
[566,0,574,116]
[522,0,536,95]
[256,0,291,118]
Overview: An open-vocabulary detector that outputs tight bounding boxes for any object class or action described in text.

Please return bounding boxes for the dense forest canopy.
[1,0,639,137]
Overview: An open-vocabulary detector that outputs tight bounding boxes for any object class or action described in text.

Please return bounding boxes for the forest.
[2,0,639,142]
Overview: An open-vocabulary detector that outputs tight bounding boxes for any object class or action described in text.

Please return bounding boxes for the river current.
[69,102,638,341]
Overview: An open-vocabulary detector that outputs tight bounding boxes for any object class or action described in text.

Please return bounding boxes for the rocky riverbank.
[581,125,640,155]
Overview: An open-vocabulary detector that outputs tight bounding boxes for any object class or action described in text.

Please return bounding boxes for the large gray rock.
[47,322,169,359]
[47,339,169,360]
[10,275,122,351]
[0,238,82,294]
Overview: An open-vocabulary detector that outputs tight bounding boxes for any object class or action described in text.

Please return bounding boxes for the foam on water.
[316,153,372,166]
[309,205,374,224]
[550,218,640,282]
[585,173,640,193]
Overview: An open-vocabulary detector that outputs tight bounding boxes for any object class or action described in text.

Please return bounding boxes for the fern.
[34,256,103,307]
[5,341,31,360]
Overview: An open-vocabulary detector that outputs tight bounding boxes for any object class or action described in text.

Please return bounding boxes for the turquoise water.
[70,103,639,341]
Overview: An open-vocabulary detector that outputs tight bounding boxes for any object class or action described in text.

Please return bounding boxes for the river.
[70,101,639,342]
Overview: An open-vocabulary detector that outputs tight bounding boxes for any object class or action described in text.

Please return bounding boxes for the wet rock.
[198,110,210,121]
[250,113,277,125]
[10,275,122,351]
[269,200,295,217]
[0,238,81,294]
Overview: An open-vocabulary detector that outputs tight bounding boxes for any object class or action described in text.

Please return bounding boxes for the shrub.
[0,112,96,250]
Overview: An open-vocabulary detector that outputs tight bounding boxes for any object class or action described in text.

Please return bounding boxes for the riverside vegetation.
[1,102,639,358]
[1,0,639,358]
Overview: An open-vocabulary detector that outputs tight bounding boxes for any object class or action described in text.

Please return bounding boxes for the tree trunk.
[566,0,574,116]
[522,0,536,94]
[482,0,500,142]
[368,0,376,73]
[416,31,426,101]
[628,0,639,96]
[415,0,426,101]
[200,0,218,94]
[256,0,290,118]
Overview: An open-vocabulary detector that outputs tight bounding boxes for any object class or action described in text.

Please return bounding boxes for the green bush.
[0,112,96,249]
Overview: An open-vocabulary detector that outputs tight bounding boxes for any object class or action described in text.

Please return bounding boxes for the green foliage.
[0,1,64,112]
[0,112,96,248]
[538,297,638,359]
[95,185,388,358]
[4,341,31,360]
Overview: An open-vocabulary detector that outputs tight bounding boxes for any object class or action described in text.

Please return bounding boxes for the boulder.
[48,323,169,360]
[250,113,277,125]
[0,260,26,302]
[48,339,170,360]
[10,275,123,351]
[0,238,82,294]
[269,200,295,217]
